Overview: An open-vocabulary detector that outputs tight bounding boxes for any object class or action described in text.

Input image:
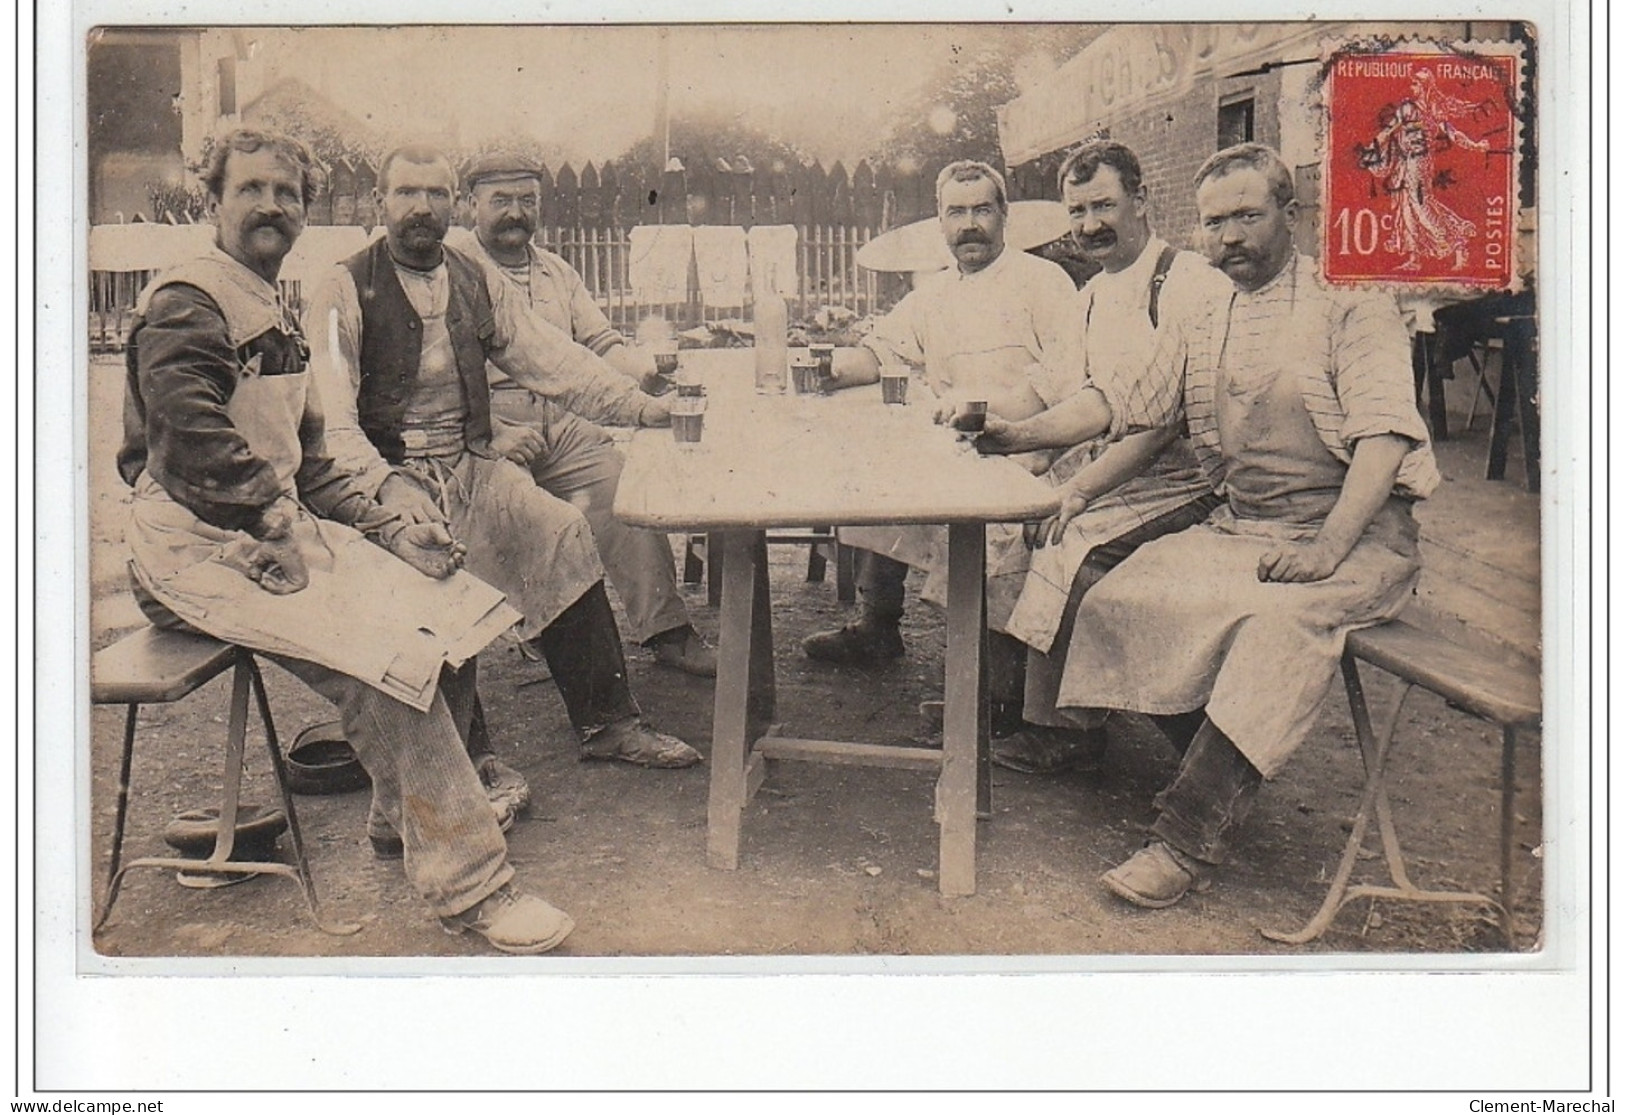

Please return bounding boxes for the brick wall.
[1007,70,1286,255]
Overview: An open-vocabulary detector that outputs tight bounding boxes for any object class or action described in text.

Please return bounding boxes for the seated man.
[983,143,1438,907]
[805,159,1080,736]
[975,140,1227,775]
[450,152,714,677]
[308,144,702,829]
[119,128,572,953]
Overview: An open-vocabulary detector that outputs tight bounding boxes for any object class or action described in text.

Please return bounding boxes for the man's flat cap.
[463,152,545,189]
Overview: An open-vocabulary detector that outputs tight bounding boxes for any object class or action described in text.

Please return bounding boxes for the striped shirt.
[1096,253,1439,503]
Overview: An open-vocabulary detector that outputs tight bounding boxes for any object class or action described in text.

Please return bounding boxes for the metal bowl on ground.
[285,720,370,795]
[161,804,288,860]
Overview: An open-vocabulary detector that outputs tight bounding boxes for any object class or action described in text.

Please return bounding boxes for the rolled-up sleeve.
[485,268,651,426]
[861,288,928,368]
[1030,288,1088,408]
[559,263,624,355]
[1332,292,1431,447]
[304,267,396,497]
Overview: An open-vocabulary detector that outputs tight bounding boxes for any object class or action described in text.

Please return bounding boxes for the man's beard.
[396,216,448,246]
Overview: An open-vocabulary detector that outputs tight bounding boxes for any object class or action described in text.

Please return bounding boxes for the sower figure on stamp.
[803,159,1081,740]
[448,152,716,679]
[308,145,702,838]
[984,142,1439,908]
[970,139,1230,776]
[119,128,575,953]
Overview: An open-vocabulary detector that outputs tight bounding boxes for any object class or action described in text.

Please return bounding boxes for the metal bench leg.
[1263,656,1406,943]
[1264,657,1506,945]
[98,654,361,938]
[94,702,142,931]
[247,656,360,936]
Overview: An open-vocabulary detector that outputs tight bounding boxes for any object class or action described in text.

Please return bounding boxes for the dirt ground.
[84,355,1543,960]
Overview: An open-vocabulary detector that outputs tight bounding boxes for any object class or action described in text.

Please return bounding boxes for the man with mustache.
[980,142,1438,907]
[803,161,1080,743]
[447,152,715,680]
[308,145,702,841]
[967,140,1229,776]
[118,129,575,952]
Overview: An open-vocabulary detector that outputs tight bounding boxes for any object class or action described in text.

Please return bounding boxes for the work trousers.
[1148,719,1265,866]
[135,587,511,918]
[491,386,690,644]
[268,654,512,918]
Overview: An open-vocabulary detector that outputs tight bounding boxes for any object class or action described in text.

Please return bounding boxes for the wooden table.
[615,349,1059,895]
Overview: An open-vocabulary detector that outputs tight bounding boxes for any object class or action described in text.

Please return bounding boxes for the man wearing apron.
[120,129,575,952]
[806,160,1080,738]
[983,143,1438,908]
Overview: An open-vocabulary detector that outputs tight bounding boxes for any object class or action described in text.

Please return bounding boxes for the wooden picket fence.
[91,157,957,349]
[543,222,881,334]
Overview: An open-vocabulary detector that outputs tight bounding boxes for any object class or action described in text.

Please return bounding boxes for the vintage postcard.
[36,4,1591,1095]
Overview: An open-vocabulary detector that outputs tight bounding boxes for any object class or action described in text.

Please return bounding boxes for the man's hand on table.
[638,394,673,427]
[379,472,447,525]
[971,414,1027,455]
[490,418,546,467]
[388,521,468,580]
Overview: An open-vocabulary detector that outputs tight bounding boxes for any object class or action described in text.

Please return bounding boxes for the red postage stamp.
[1321,43,1523,288]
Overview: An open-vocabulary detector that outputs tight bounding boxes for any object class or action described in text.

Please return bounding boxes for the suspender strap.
[1148,244,1179,328]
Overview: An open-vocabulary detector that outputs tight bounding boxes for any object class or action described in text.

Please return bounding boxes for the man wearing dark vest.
[119,128,572,953]
[308,145,702,827]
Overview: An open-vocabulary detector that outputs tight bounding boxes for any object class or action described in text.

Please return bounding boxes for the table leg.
[938,522,987,897]
[1413,331,1449,441]
[1511,320,1541,492]
[1488,318,1534,484]
[707,529,776,870]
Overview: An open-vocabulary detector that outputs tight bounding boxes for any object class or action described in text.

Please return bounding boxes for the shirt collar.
[1091,234,1170,294]
[951,243,1014,282]
[203,243,281,302]
[1240,251,1303,299]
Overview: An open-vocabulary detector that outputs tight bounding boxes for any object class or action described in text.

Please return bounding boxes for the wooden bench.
[93,625,358,936]
[1263,618,1542,947]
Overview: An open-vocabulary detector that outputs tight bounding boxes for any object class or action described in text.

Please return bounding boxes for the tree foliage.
[867,27,1104,172]
[610,110,810,179]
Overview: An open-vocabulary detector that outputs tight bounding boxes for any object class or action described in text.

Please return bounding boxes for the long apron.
[1054,348,1421,778]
